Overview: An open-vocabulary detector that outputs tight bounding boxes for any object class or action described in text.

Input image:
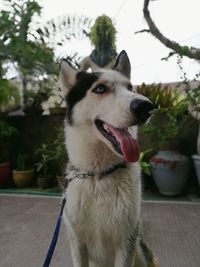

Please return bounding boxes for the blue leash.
[42,197,66,267]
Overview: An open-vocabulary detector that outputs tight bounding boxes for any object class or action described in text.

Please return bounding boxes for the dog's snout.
[130,98,154,122]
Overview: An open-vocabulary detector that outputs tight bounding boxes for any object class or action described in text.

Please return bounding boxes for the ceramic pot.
[150,150,190,196]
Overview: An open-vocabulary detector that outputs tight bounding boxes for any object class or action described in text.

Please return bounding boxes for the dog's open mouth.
[95,119,140,163]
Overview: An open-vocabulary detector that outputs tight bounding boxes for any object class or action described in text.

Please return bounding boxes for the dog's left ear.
[59,60,77,95]
[113,50,131,79]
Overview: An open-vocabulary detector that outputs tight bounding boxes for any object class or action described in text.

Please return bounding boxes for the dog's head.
[60,51,154,163]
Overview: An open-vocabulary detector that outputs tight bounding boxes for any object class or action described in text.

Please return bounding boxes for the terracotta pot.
[13,169,35,188]
[37,175,54,189]
[0,161,11,188]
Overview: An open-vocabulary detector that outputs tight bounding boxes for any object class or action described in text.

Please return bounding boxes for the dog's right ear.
[59,60,77,95]
[113,50,131,79]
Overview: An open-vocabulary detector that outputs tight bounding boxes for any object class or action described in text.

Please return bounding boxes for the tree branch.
[161,52,177,61]
[143,0,200,60]
[135,29,150,34]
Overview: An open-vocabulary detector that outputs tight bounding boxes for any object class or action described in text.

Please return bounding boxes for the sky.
[3,0,200,85]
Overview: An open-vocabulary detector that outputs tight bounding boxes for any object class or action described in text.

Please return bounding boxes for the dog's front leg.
[66,219,88,267]
[114,246,136,267]
[114,228,139,267]
[70,238,88,267]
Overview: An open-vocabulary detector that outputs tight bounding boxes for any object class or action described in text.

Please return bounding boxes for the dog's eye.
[92,84,108,94]
[127,84,133,91]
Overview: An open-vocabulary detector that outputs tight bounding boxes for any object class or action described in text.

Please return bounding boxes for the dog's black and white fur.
[60,51,158,267]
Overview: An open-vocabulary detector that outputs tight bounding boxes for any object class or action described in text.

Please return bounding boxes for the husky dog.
[60,51,158,267]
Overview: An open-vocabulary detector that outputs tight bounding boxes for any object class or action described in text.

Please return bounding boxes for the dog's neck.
[65,125,125,175]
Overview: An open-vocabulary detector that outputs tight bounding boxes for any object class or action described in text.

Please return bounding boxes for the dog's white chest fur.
[64,164,141,264]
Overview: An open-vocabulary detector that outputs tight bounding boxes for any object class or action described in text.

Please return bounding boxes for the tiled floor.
[0,194,200,267]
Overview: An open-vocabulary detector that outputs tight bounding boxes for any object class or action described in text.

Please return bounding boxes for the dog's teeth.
[103,123,110,132]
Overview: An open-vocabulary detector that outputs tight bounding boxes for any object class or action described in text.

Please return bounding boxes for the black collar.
[65,162,127,185]
[95,162,127,177]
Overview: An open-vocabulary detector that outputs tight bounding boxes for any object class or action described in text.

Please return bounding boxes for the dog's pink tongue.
[108,125,140,163]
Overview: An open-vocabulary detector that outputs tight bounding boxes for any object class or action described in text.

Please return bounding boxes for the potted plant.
[0,79,20,187]
[52,127,68,190]
[80,15,117,71]
[185,81,200,187]
[12,154,35,188]
[139,84,191,196]
[35,143,54,188]
[0,120,18,187]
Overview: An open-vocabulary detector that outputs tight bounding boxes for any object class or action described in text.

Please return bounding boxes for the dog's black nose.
[130,98,154,122]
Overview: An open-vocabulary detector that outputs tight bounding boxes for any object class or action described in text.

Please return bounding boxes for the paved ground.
[0,194,200,267]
